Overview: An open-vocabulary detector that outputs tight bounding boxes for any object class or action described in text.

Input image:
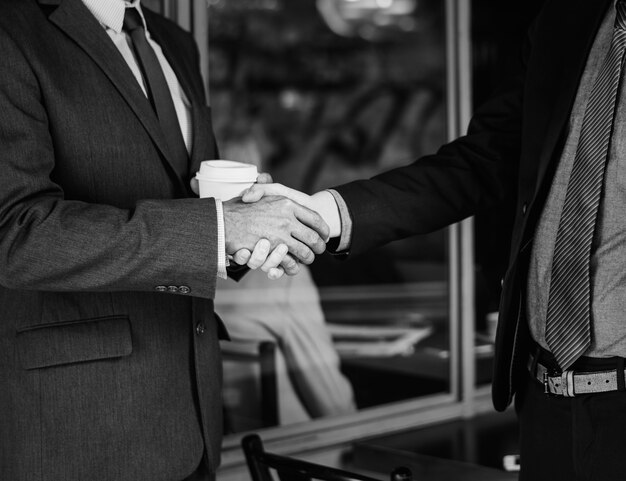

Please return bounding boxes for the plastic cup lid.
[196,160,258,182]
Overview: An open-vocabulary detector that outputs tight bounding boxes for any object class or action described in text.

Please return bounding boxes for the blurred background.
[145,0,544,478]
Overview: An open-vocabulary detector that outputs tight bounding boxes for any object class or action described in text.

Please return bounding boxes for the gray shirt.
[528,3,626,358]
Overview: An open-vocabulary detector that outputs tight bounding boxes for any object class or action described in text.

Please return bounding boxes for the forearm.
[0,196,219,298]
[0,28,219,299]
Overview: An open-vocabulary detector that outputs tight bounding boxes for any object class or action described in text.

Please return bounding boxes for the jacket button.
[179,286,191,294]
[196,323,206,335]
[522,202,528,215]
[155,285,167,292]
[167,285,179,293]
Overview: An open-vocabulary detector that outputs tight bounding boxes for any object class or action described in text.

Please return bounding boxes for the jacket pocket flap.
[17,316,132,370]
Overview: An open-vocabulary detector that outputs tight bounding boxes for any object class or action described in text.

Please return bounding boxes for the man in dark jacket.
[243,1,626,479]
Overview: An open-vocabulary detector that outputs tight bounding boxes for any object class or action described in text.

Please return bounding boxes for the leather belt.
[528,355,626,397]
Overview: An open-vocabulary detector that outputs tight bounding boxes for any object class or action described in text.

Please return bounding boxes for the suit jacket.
[0,0,225,479]
[333,0,613,411]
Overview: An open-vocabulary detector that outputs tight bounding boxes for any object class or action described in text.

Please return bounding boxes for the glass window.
[208,0,456,434]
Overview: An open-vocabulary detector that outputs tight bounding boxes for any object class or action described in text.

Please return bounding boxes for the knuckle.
[304,232,324,254]
[248,260,262,269]
[285,262,299,275]
[234,250,251,264]
[299,249,314,265]
[280,198,295,211]
[313,239,326,254]
[283,256,297,269]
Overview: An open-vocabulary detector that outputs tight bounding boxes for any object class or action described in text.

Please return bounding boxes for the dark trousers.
[516,353,626,481]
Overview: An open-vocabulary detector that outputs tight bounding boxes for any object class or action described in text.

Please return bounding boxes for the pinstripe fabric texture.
[546,1,626,370]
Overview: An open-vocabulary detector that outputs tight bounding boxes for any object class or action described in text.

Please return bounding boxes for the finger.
[283,239,317,264]
[260,244,289,272]
[242,184,311,204]
[190,177,199,196]
[291,206,329,254]
[279,254,300,276]
[256,172,273,184]
[241,184,267,203]
[267,266,285,280]
[293,203,330,243]
[232,249,252,266]
[247,239,271,269]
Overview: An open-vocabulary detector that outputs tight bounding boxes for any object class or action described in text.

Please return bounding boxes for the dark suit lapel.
[41,0,187,193]
[532,0,613,198]
[142,9,220,184]
[186,104,217,176]
[142,10,216,176]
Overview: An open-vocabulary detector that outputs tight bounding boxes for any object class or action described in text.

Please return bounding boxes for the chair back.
[221,340,278,433]
[242,434,412,481]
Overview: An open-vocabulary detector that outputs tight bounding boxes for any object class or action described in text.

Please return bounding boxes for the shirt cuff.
[215,199,228,279]
[327,189,353,252]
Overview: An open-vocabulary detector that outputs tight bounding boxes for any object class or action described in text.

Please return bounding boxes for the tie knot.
[616,0,626,30]
[123,7,143,33]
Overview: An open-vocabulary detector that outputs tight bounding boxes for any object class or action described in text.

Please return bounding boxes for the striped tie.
[546,1,626,371]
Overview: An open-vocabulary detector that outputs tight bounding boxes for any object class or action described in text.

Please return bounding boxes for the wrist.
[310,190,341,238]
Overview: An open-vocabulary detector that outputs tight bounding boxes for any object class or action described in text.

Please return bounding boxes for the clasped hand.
[191,173,331,279]
[227,182,322,279]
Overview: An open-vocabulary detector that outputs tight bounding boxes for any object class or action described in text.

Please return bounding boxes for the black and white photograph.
[4,0,626,480]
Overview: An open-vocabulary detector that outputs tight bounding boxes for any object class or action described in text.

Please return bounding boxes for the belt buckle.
[543,367,573,397]
[543,369,559,396]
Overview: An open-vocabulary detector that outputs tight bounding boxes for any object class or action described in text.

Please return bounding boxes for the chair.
[242,434,413,481]
[221,340,279,433]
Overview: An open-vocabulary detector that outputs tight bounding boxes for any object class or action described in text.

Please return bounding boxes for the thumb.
[190,177,200,196]
[256,172,273,184]
[241,184,267,203]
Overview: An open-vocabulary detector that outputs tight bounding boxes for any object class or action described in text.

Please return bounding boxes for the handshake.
[192,168,341,280]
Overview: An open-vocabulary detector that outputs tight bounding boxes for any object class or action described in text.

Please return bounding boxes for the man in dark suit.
[244,1,626,479]
[0,1,329,480]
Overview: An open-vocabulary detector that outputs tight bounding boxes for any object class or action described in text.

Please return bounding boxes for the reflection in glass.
[208,0,451,433]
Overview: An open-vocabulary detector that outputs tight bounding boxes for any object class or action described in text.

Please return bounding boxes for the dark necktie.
[123,7,188,173]
[546,2,626,370]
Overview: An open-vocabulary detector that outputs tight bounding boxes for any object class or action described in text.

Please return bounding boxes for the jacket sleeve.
[0,25,219,299]
[331,28,530,258]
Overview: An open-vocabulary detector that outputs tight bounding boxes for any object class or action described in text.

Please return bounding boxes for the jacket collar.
[37,0,189,193]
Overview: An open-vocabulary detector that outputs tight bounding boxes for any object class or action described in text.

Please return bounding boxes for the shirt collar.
[81,0,146,34]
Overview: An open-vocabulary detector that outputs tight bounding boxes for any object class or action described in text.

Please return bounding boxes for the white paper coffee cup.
[195,160,258,201]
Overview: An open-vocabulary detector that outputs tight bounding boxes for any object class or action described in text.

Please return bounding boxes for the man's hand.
[223,195,329,265]
[231,183,342,279]
[232,240,299,280]
[242,183,341,238]
[192,170,300,278]
[224,173,301,279]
